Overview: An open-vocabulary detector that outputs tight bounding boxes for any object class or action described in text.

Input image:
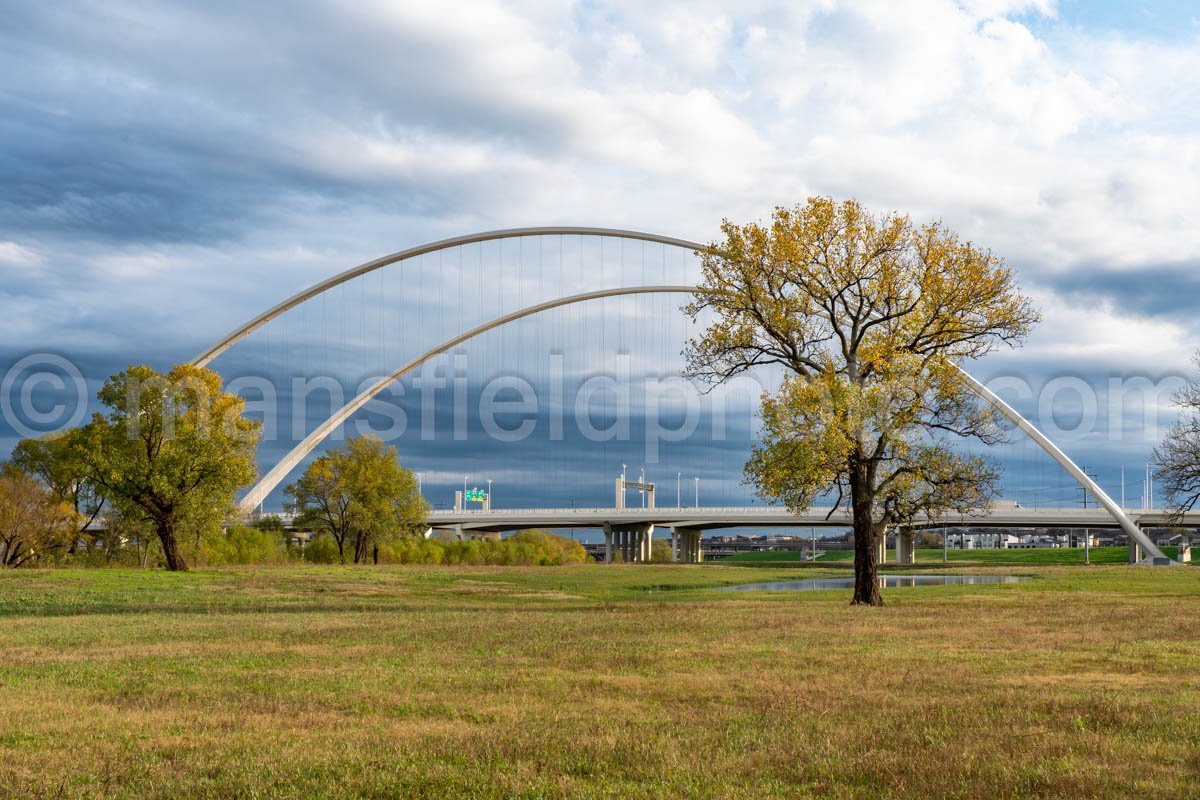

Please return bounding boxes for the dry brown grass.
[0,564,1198,798]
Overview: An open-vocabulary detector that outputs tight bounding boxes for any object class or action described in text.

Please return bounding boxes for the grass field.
[2,564,1199,799]
[721,546,1183,565]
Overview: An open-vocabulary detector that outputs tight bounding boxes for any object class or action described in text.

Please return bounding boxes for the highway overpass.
[425,505,1196,565]
[427,505,1200,533]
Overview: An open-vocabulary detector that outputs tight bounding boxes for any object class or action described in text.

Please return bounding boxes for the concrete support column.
[671,531,678,563]
[673,528,702,563]
[610,525,655,563]
[603,524,613,564]
[1128,534,1143,564]
[876,528,887,565]
[897,529,915,565]
[1179,541,1192,563]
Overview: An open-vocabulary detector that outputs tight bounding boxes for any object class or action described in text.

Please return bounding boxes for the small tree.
[0,464,78,567]
[285,435,427,564]
[1153,355,1200,514]
[81,364,260,571]
[12,430,106,554]
[687,198,1038,605]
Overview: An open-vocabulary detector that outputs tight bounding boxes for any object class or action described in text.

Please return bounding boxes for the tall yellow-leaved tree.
[686,198,1039,605]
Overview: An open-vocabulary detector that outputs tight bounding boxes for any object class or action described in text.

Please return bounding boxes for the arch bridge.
[193,227,1174,564]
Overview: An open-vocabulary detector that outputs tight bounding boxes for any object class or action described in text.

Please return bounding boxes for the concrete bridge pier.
[604,523,654,563]
[1128,534,1143,564]
[671,527,702,563]
[876,528,887,565]
[896,528,916,565]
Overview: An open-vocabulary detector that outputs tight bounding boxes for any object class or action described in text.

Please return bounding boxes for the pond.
[720,574,1033,592]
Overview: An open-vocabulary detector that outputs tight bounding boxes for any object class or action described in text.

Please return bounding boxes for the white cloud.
[1020,291,1197,369]
[5,0,1200,374]
[0,242,41,271]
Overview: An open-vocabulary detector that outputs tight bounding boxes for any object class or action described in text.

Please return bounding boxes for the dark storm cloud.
[0,2,577,249]
[1033,264,1200,321]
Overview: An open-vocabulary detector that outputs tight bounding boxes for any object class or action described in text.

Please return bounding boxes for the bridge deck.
[425,506,1200,532]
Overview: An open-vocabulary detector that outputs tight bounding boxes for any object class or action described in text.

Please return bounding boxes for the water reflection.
[721,574,1032,592]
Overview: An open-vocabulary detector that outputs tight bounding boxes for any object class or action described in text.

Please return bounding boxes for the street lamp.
[463,475,469,502]
[640,467,645,508]
[487,479,493,509]
[677,472,681,508]
[694,476,699,508]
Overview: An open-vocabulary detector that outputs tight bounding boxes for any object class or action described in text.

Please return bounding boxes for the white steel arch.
[191,227,704,368]
[236,284,696,512]
[205,228,1168,561]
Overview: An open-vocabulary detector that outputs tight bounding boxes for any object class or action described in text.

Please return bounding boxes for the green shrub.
[199,525,289,565]
[505,530,588,565]
[302,534,342,564]
[370,530,588,566]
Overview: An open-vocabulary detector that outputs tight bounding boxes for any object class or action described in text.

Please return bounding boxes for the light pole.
[463,475,469,501]
[694,477,699,508]
[640,467,645,508]
[677,472,681,508]
[487,479,493,509]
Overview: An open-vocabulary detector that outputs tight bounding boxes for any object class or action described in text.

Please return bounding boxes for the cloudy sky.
[3,0,1199,511]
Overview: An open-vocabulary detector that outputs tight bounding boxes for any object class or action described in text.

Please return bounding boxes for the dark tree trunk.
[850,463,883,606]
[372,545,379,565]
[156,516,188,572]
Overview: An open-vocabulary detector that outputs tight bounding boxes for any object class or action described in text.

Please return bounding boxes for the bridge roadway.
[427,506,1200,534]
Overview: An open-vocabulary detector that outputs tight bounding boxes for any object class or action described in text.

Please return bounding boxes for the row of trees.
[1,365,260,570]
[1,363,432,570]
